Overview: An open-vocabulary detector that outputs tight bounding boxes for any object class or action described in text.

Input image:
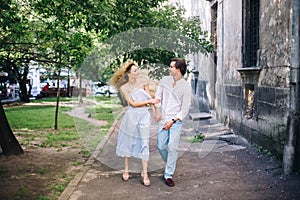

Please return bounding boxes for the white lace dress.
[116,88,151,161]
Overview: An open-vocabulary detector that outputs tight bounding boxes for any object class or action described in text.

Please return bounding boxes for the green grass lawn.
[4,96,123,151]
[31,97,74,103]
[5,106,74,130]
[80,96,123,150]
[1,96,124,200]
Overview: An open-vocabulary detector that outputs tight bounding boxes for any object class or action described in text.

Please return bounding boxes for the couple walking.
[110,58,192,187]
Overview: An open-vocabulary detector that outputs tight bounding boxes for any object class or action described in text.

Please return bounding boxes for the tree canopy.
[1,0,214,90]
[0,0,214,154]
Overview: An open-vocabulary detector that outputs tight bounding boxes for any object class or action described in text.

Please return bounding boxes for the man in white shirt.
[155,58,192,187]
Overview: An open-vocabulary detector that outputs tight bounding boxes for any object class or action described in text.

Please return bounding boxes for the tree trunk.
[54,69,61,130]
[18,78,30,103]
[17,64,30,103]
[67,69,70,97]
[79,73,83,105]
[0,101,23,155]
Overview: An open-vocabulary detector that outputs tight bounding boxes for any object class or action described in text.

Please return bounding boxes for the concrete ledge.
[58,168,89,200]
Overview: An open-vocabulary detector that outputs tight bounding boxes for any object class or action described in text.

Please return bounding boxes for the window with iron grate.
[243,0,260,67]
[211,3,218,65]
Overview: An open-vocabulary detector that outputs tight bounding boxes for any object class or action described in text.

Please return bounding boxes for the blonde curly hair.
[109,61,138,90]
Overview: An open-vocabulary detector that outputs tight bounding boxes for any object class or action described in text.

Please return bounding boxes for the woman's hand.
[148,98,160,104]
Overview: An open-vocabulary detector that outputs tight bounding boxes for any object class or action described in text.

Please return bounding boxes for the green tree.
[79,0,214,81]
[30,0,95,128]
[0,0,214,151]
[1,0,95,132]
[0,0,38,102]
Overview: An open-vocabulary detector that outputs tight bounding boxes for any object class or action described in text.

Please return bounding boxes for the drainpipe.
[283,0,300,175]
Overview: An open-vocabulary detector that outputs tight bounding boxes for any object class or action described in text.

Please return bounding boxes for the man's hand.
[162,121,173,130]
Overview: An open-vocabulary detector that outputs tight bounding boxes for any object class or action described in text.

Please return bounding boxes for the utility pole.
[283,0,300,175]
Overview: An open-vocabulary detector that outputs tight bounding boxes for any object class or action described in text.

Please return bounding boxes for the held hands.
[148,98,160,104]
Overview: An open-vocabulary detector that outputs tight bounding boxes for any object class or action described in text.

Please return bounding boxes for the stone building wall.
[218,0,290,159]
[220,0,292,159]
[177,0,293,161]
[191,0,216,111]
[171,0,216,111]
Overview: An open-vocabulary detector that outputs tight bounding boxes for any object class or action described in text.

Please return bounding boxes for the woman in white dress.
[110,61,159,186]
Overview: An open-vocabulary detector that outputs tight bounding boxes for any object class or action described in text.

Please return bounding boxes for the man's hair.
[171,58,187,76]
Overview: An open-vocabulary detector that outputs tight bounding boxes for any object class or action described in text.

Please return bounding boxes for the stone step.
[189,112,212,120]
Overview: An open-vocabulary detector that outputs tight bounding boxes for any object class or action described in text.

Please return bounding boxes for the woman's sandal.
[122,172,129,181]
[141,172,151,187]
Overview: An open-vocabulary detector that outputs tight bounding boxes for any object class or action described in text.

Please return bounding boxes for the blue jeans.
[157,121,182,179]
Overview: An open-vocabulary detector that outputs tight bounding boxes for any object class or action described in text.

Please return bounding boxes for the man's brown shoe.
[165,178,175,187]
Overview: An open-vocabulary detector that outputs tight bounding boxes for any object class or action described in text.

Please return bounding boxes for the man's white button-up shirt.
[155,76,192,123]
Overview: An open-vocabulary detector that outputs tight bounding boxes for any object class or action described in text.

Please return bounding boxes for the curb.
[58,108,125,200]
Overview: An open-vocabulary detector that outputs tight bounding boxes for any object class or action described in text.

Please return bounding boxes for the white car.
[95,85,117,96]
[30,86,41,98]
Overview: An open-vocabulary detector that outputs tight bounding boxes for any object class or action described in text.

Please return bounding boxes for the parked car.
[30,86,41,98]
[95,85,117,96]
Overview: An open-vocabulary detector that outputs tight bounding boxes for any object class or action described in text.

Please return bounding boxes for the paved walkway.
[59,112,300,200]
[65,106,108,127]
[1,97,20,104]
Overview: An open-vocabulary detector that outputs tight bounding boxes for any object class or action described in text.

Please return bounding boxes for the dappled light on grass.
[5,106,75,130]
[73,117,104,152]
[74,96,123,152]
[40,131,80,148]
[31,97,74,103]
[5,103,110,152]
[1,95,122,199]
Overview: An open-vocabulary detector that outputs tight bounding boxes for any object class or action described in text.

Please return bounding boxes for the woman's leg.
[122,157,130,181]
[124,157,129,172]
[141,159,150,186]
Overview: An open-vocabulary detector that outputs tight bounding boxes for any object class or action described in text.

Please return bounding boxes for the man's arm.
[176,83,192,121]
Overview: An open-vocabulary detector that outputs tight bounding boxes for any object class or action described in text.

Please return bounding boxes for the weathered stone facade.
[176,0,299,169]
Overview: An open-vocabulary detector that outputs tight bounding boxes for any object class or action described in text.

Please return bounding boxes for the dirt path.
[64,106,108,127]
[23,100,109,126]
